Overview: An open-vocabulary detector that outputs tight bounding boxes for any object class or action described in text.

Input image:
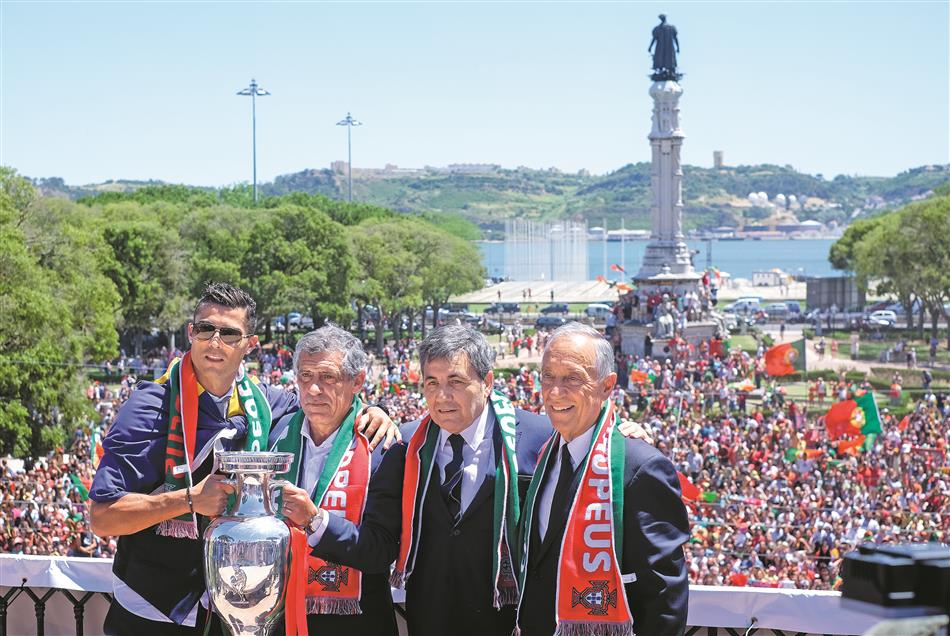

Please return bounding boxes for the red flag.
[898,415,911,432]
[610,264,626,273]
[677,472,700,501]
[825,400,859,439]
[764,340,805,376]
[629,370,650,384]
[837,436,865,455]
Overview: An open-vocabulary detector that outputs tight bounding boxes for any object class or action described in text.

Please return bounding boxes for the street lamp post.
[236,78,270,203]
[336,112,362,201]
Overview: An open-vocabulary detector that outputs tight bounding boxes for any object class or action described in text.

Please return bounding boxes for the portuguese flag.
[825,391,883,450]
[764,339,806,376]
[629,370,650,384]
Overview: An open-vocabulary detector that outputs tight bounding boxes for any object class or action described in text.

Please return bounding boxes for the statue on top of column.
[648,14,681,81]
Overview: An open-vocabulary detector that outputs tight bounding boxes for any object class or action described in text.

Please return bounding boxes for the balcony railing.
[0,554,879,636]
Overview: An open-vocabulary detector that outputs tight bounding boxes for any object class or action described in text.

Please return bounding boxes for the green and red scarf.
[391,390,520,608]
[271,397,371,617]
[516,401,634,636]
[157,352,272,538]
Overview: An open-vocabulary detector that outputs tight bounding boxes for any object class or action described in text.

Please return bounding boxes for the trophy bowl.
[204,452,294,636]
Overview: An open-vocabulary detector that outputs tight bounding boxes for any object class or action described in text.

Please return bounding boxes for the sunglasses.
[192,322,251,346]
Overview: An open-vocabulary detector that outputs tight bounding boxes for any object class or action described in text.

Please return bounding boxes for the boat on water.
[718,236,745,241]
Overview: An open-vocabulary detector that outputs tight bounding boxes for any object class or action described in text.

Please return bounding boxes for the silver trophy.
[204,451,294,636]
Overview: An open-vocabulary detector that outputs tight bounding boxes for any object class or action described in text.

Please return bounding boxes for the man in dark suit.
[313,326,551,636]
[516,322,689,636]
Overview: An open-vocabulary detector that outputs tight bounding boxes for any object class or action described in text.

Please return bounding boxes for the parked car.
[485,302,520,314]
[535,316,567,330]
[540,303,569,315]
[585,303,613,319]
[288,312,302,327]
[867,310,898,328]
[765,303,789,319]
[481,318,504,334]
[424,307,451,321]
[886,300,922,316]
[729,298,763,314]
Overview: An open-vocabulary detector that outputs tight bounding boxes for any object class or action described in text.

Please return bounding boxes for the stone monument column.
[636,80,694,278]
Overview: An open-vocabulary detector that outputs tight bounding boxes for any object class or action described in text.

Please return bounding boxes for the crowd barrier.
[0,554,880,636]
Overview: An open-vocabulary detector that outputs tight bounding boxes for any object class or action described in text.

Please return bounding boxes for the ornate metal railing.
[1,555,876,636]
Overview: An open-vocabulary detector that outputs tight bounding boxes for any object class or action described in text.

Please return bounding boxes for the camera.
[842,543,950,635]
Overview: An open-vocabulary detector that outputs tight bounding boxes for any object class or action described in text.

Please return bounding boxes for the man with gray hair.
[267,324,400,636]
[309,325,651,636]
[515,322,689,635]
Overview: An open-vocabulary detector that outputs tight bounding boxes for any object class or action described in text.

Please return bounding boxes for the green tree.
[0,168,120,458]
[852,196,950,342]
[240,205,355,339]
[417,226,485,335]
[350,219,425,354]
[97,202,191,353]
[828,216,883,273]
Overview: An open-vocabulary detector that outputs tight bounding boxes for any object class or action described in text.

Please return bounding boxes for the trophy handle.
[221,477,238,515]
[269,478,291,518]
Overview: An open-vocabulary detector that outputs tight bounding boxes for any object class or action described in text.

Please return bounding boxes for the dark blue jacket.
[313,406,552,636]
[90,380,297,624]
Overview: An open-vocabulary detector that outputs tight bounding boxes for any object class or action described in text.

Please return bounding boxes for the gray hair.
[544,322,614,381]
[418,325,496,380]
[293,324,369,379]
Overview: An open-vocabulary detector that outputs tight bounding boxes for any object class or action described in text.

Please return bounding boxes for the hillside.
[30,163,949,237]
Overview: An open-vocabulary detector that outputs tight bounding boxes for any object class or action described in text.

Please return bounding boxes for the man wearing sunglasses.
[90,282,398,635]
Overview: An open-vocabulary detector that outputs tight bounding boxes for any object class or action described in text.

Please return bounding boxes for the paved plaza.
[453,279,807,304]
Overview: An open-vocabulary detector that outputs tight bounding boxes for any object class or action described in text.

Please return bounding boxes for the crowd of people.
[4,327,949,593]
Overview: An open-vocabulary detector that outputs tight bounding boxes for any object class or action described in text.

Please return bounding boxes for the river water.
[478,238,837,281]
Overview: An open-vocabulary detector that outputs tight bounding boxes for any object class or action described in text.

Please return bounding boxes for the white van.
[585,303,613,319]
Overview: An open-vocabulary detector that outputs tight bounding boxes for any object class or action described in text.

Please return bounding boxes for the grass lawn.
[820,331,950,366]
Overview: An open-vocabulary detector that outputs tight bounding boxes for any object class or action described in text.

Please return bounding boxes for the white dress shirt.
[303,420,345,545]
[536,425,596,540]
[436,403,495,516]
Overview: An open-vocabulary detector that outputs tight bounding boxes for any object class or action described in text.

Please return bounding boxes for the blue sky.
[2,1,947,186]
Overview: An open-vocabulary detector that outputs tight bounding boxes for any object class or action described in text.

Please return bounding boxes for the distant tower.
[635,79,696,279]
[713,150,724,169]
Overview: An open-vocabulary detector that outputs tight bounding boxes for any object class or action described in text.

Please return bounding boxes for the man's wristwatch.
[306,509,326,535]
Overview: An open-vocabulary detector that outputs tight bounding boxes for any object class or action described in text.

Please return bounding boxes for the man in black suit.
[312,325,552,636]
[516,322,689,636]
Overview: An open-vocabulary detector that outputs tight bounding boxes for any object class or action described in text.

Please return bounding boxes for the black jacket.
[313,406,552,636]
[517,437,690,636]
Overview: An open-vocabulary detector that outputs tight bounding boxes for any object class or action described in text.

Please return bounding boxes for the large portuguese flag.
[825,391,883,450]
[764,339,806,376]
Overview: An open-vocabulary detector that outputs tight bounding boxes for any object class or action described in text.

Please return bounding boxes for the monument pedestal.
[620,320,718,360]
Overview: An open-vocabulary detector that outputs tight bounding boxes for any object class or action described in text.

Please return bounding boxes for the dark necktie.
[546,444,576,538]
[441,433,465,525]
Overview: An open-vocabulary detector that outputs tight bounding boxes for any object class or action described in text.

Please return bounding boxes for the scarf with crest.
[271,396,371,617]
[516,401,633,636]
[157,352,272,538]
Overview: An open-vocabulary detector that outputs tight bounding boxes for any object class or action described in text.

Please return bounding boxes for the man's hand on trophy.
[191,474,237,517]
[618,419,655,445]
[276,483,319,528]
[358,405,403,451]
